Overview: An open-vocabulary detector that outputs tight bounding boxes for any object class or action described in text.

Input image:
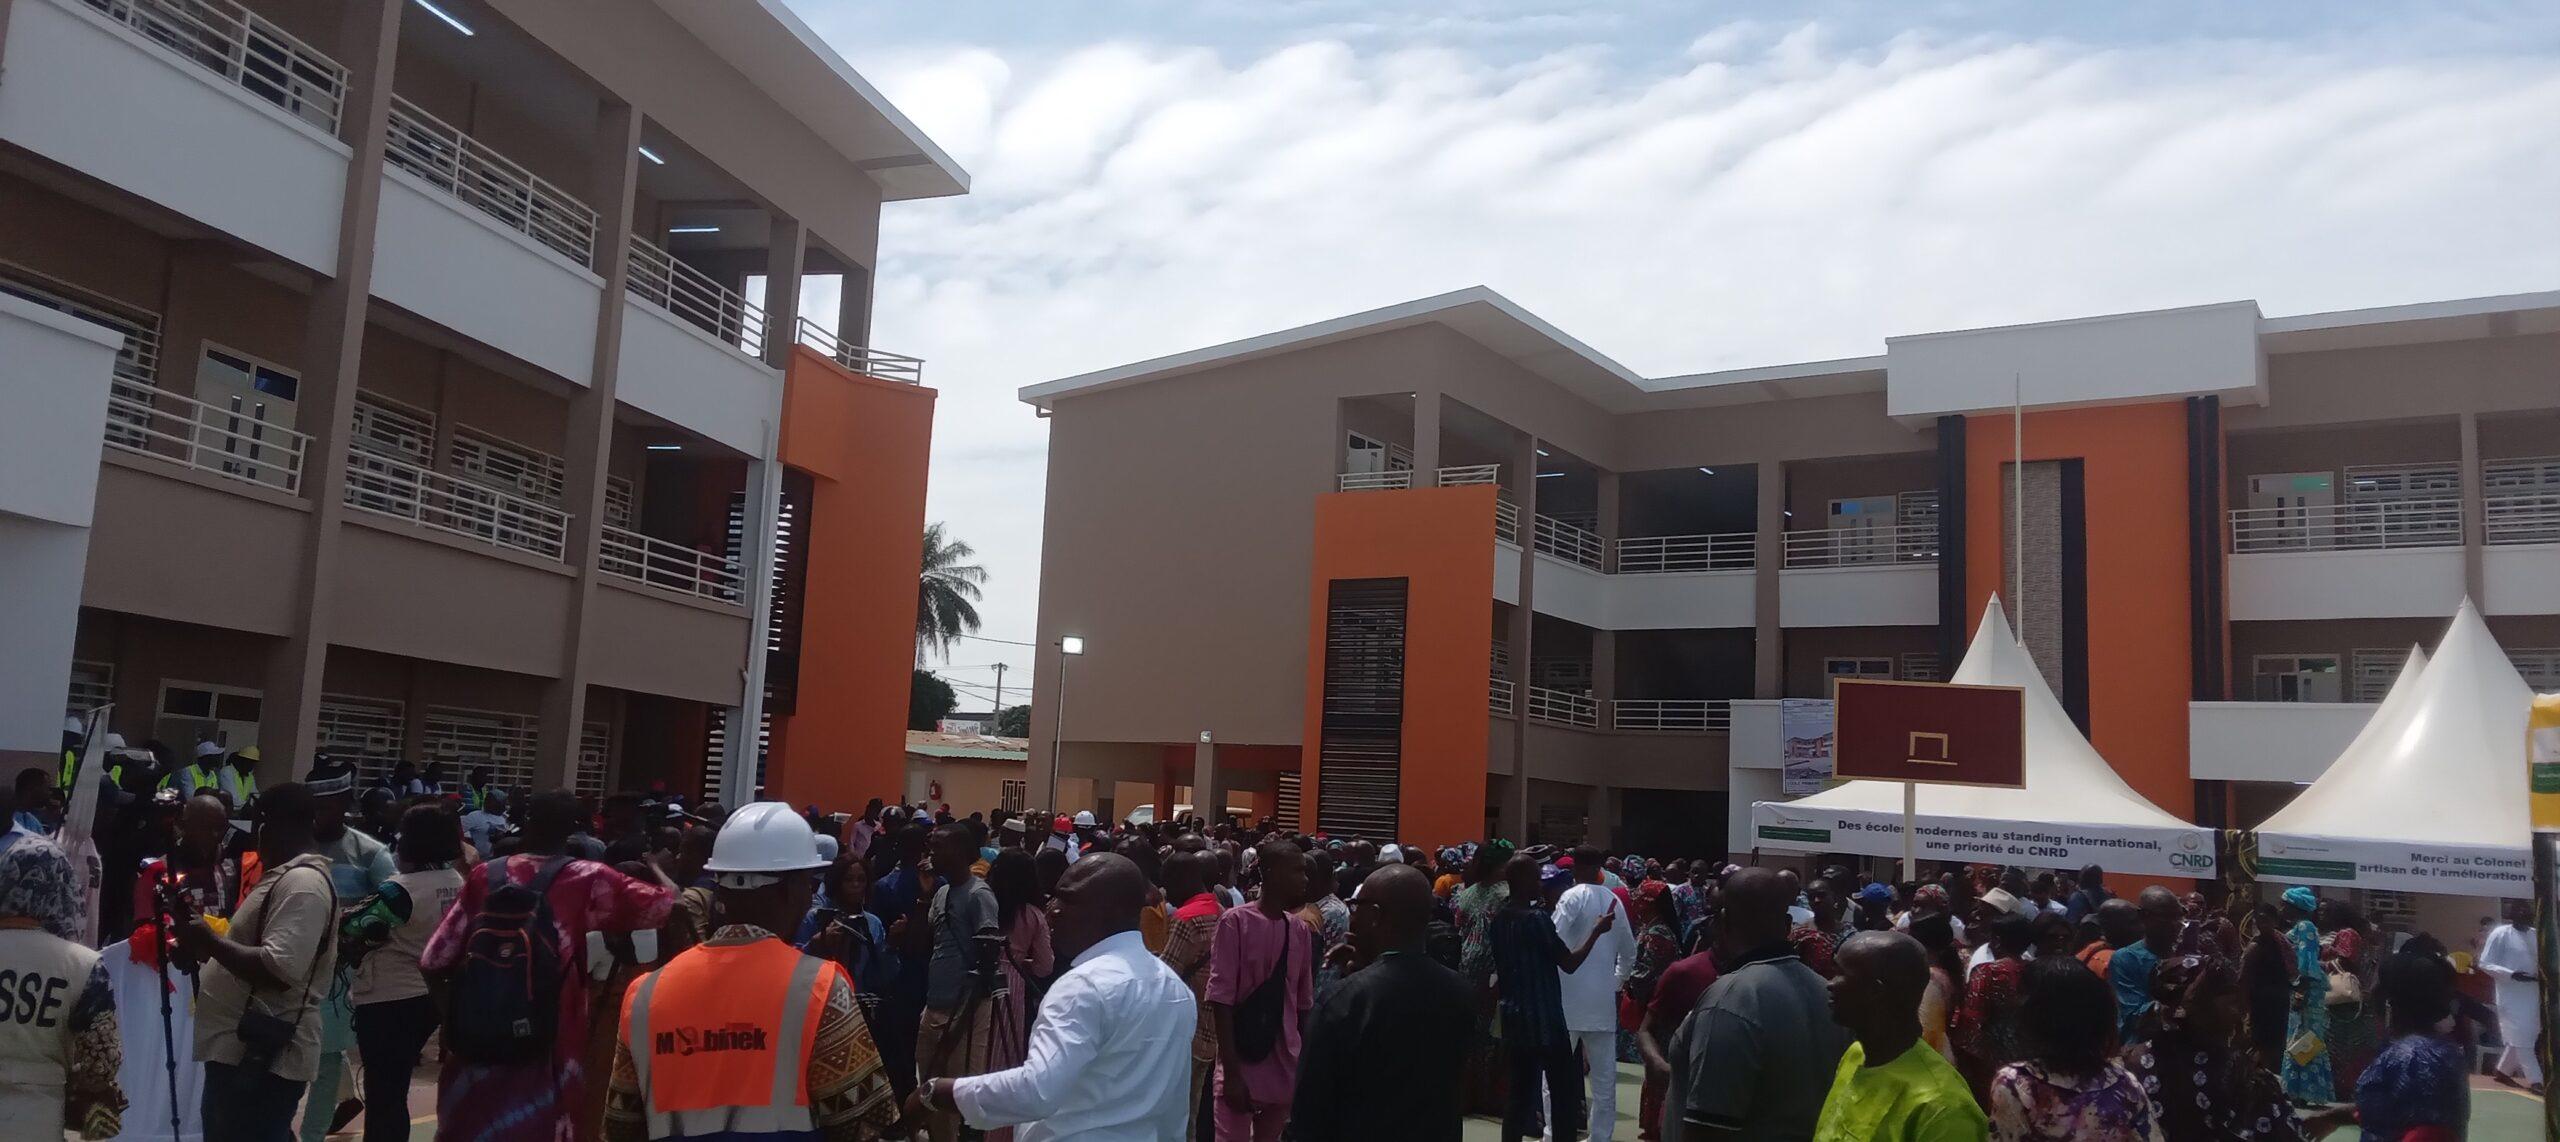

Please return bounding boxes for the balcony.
[2487,491,2560,546]
[2227,498,2467,621]
[1336,469,1411,492]
[795,317,925,385]
[1778,524,1939,628]
[1489,676,1515,717]
[1524,685,1596,728]
[1615,532,1754,573]
[103,377,308,494]
[342,449,568,562]
[0,0,351,272]
[1782,525,1938,568]
[2230,499,2462,553]
[1611,699,1733,733]
[627,235,766,358]
[599,525,744,606]
[617,238,782,457]
[1531,515,1607,571]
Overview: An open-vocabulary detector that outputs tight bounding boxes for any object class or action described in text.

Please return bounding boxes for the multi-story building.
[1019,285,2559,857]
[0,0,960,809]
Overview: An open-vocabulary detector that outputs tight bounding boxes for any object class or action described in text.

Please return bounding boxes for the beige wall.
[584,584,749,705]
[904,754,1025,816]
[1620,391,1934,472]
[74,610,276,746]
[1781,626,1941,698]
[1784,452,1938,527]
[2226,420,2463,502]
[329,521,573,678]
[2235,334,2560,430]
[85,462,309,636]
[1485,719,1731,792]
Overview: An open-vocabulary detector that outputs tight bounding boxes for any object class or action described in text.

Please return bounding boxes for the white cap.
[704,801,828,887]
[1073,810,1097,827]
[103,733,126,750]
[1379,844,1404,863]
[64,716,82,736]
[195,741,224,758]
[813,833,840,862]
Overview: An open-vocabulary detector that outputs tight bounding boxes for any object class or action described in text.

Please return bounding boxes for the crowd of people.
[1,732,2544,1142]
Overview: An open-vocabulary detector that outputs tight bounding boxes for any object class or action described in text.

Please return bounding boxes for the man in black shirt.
[1289,862,1476,1141]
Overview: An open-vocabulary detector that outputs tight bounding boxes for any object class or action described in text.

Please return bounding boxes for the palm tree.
[917,522,986,663]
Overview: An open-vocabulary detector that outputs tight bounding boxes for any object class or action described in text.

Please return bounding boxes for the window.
[1344,431,1413,474]
[316,696,405,785]
[156,681,264,752]
[2252,655,2343,703]
[1899,653,1943,683]
[66,661,115,721]
[1001,780,1027,813]
[1824,658,1895,689]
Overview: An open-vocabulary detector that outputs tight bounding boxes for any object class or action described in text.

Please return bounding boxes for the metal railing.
[1489,677,1516,717]
[794,317,923,383]
[1611,699,1733,733]
[102,377,307,493]
[1532,514,1607,570]
[1494,496,1520,544]
[1615,532,1755,573]
[1783,525,1939,568]
[1337,469,1412,492]
[1525,686,1597,728]
[1437,464,1499,486]
[343,449,568,561]
[386,95,597,266]
[2228,498,2462,553]
[2485,491,2560,546]
[626,235,766,357]
[83,0,345,132]
[598,524,744,604]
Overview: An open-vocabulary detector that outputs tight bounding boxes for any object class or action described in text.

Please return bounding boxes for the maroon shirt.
[1646,949,1720,1029]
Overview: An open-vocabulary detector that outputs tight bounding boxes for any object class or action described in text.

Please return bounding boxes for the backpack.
[444,855,573,1064]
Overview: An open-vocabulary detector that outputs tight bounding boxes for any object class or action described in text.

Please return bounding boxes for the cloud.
[836,18,2560,680]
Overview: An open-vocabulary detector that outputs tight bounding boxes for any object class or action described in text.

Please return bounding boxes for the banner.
[1780,699,1833,796]
[2532,694,2560,832]
[2252,830,2531,899]
[1751,799,2217,879]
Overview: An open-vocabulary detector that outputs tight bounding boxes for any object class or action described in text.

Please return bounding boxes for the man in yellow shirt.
[1815,930,1988,1142]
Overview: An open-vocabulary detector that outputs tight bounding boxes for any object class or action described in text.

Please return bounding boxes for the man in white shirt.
[461,788,509,856]
[1553,844,1635,1142]
[2479,900,2543,1090]
[908,852,1195,1140]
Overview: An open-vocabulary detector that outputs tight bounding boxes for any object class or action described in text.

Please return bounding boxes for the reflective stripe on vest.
[623,939,834,1140]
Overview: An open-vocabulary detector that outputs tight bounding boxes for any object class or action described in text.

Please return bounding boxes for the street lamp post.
[1048,635,1084,811]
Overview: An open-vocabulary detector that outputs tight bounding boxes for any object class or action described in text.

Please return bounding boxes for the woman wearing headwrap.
[2276,886,2335,1104]
[1619,879,1682,1127]
[2125,955,2346,1140]
[0,832,126,1138]
[1451,840,1513,1117]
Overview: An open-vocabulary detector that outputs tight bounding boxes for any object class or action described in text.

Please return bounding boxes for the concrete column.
[1191,736,1216,823]
[838,265,873,348]
[1596,469,1620,543]
[1592,629,1616,731]
[761,218,805,369]
[428,351,461,473]
[257,0,400,766]
[1753,460,1786,698]
[1411,390,1441,484]
[534,99,643,788]
[400,660,429,766]
[1585,783,1614,848]
[1510,434,1539,836]
[2459,411,2485,603]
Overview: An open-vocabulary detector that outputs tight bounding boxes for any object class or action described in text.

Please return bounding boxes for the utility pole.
[989,663,1008,733]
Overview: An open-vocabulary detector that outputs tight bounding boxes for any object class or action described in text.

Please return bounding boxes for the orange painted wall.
[767,346,936,810]
[1964,402,2194,827]
[1300,485,1497,848]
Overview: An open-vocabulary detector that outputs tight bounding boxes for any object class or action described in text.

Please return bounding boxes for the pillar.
[1412,390,1441,484]
[534,99,643,789]
[258,0,400,767]
[1592,629,1617,731]
[1192,735,1216,825]
[761,218,805,370]
[1753,460,1785,698]
[1510,433,1539,836]
[2460,411,2485,603]
[1585,783,1614,848]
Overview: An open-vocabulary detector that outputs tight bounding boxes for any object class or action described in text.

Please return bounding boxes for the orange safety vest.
[621,936,840,1139]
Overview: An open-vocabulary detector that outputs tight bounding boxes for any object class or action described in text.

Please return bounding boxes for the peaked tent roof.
[1753,598,2213,877]
[2255,602,2536,898]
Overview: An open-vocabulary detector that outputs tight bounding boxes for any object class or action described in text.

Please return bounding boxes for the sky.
[784,0,2560,709]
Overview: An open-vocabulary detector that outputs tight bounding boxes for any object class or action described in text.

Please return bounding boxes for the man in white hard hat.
[606,801,908,1142]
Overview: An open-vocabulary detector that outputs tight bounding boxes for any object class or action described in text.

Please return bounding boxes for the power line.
[955,633,1039,648]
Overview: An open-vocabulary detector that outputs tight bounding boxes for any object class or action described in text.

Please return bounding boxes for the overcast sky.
[784,0,2560,708]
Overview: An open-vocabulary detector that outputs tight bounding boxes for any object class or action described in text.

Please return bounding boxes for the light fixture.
[1059,635,1085,656]
[637,146,666,165]
[1698,467,1716,475]
[668,225,720,234]
[645,443,682,452]
[1536,471,1563,479]
[412,0,474,35]
[1784,510,1794,518]
[1536,448,1550,457]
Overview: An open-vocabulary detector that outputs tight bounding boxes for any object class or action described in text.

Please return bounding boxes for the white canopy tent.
[1752,598,2215,879]
[2254,601,2536,898]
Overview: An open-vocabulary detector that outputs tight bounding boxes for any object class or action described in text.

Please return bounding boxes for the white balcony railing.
[2485,491,2560,546]
[83,0,345,132]
[1489,677,1515,717]
[2229,498,2462,553]
[1336,469,1412,492]
[386,95,598,267]
[626,235,767,357]
[102,377,308,493]
[1494,496,1520,544]
[598,524,744,604]
[1533,514,1607,570]
[1611,699,1733,733]
[1783,525,1939,568]
[794,317,924,384]
[1615,532,1755,573]
[1437,464,1499,486]
[1525,685,1597,728]
[343,450,568,561]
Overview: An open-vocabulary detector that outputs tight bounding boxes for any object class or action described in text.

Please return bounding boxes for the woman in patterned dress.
[2126,955,2346,1141]
[2318,900,2383,1100]
[1988,957,2156,1142]
[2276,888,2334,1104]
